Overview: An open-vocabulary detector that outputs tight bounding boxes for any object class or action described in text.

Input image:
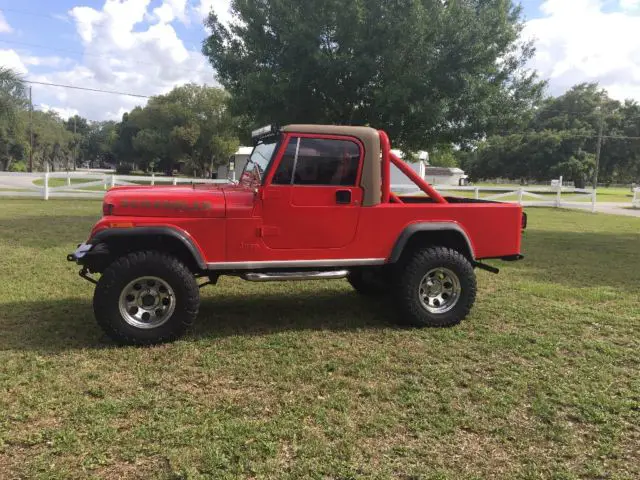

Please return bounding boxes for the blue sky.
[1,0,640,121]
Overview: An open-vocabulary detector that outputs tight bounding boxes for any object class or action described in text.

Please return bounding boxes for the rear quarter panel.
[355,202,523,260]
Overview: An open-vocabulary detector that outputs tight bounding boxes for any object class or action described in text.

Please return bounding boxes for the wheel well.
[88,234,203,274]
[394,230,474,264]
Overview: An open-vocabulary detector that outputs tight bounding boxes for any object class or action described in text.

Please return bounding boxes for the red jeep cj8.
[68,124,526,345]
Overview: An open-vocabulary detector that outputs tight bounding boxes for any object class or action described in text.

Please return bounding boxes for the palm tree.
[0,66,27,122]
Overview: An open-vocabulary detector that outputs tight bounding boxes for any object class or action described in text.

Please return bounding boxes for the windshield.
[240,139,279,186]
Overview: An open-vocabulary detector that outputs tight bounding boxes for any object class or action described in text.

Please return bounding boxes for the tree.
[0,67,28,171]
[467,83,640,184]
[203,0,544,151]
[429,145,459,168]
[114,84,239,176]
[30,111,75,171]
[0,67,27,124]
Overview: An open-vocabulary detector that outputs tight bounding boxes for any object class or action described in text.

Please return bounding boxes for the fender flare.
[388,222,476,263]
[91,226,207,270]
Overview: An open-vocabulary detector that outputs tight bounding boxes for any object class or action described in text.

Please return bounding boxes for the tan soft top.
[282,125,381,206]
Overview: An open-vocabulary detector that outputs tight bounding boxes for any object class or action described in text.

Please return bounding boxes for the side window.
[294,138,360,186]
[272,137,299,185]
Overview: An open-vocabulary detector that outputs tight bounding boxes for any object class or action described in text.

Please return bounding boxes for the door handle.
[335,190,352,205]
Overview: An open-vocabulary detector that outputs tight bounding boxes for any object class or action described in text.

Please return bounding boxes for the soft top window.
[272,137,360,186]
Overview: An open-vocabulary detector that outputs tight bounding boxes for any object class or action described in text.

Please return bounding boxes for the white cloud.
[0,9,12,33]
[19,0,215,121]
[0,49,27,74]
[23,56,72,68]
[619,0,640,11]
[153,0,188,24]
[524,0,640,101]
[39,104,79,120]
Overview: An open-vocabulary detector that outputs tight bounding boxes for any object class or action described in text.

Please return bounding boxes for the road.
[593,203,640,218]
[0,175,40,189]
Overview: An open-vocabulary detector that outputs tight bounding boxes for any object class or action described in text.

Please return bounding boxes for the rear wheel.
[394,247,476,327]
[93,251,199,345]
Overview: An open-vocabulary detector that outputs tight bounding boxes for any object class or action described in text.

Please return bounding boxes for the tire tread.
[395,246,476,327]
[93,250,199,345]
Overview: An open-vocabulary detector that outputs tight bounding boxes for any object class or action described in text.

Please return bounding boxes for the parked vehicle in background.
[68,124,526,345]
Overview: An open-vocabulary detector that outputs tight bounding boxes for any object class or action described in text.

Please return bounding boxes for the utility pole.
[73,115,77,171]
[593,108,604,190]
[29,86,33,172]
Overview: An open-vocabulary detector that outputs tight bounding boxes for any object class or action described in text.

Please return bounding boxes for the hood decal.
[120,199,213,211]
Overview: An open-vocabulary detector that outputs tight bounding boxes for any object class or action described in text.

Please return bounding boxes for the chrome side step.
[241,270,349,282]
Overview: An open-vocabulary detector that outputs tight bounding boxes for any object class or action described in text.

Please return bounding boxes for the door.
[260,135,364,250]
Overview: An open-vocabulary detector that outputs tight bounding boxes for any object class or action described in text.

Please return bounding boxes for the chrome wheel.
[118,276,176,329]
[418,267,461,314]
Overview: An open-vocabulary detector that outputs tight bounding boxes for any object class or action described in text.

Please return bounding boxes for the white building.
[390,150,468,190]
[216,146,253,181]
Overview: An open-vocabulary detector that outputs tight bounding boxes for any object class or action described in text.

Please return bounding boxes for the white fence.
[0,172,637,211]
[392,184,601,212]
[0,171,228,200]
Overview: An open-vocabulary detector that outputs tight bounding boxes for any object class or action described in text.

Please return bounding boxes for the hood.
[103,185,226,218]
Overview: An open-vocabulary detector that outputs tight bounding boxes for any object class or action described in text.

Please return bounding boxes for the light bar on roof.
[251,125,278,140]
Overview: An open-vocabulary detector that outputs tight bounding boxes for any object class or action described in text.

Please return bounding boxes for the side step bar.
[242,270,349,282]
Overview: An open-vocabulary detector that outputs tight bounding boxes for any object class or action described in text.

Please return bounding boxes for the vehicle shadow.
[0,292,396,353]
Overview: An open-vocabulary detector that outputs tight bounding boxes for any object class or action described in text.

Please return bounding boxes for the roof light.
[251,124,279,144]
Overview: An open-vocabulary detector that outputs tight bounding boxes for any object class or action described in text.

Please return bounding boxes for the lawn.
[0,200,638,479]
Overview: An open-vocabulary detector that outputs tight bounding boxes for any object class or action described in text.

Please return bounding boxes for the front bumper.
[67,243,93,263]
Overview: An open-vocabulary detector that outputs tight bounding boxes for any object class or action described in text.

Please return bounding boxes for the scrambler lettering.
[120,200,212,211]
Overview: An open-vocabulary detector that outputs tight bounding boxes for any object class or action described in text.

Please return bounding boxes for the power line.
[0,6,67,21]
[25,80,151,99]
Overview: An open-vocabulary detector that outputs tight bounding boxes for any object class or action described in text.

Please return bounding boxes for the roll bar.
[378,130,447,204]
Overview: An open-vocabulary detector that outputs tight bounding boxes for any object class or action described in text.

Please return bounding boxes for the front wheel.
[93,251,200,345]
[394,247,476,328]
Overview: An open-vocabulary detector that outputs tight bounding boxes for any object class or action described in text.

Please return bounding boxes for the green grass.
[32,178,106,191]
[0,200,639,479]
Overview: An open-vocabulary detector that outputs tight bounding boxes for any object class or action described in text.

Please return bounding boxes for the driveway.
[593,203,640,218]
[0,175,40,190]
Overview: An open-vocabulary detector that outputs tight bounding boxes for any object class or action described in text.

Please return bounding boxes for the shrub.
[115,163,133,175]
[9,161,27,172]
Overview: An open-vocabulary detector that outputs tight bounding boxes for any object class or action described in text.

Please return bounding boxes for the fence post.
[151,173,155,186]
[43,172,49,200]
[556,187,561,208]
[103,175,107,190]
[474,187,479,200]
[110,175,116,189]
[66,172,71,186]
[173,177,178,186]
[518,187,523,205]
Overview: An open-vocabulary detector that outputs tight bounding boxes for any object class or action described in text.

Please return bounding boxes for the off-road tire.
[93,251,199,345]
[347,269,389,296]
[394,247,476,328]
